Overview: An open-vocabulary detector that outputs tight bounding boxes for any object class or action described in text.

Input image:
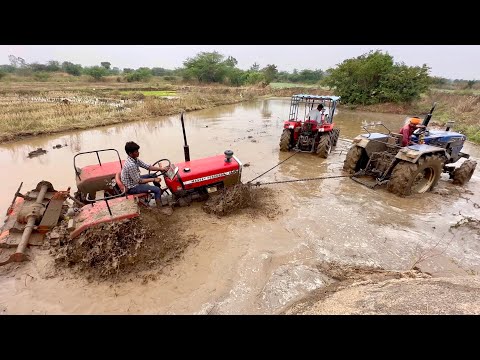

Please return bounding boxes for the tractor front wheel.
[452,160,477,185]
[387,154,444,196]
[316,134,331,158]
[279,129,291,152]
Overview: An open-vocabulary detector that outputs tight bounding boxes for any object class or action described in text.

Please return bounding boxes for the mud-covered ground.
[44,185,277,281]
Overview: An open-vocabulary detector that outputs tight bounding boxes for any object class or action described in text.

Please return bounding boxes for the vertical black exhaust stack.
[422,102,437,127]
[180,111,190,162]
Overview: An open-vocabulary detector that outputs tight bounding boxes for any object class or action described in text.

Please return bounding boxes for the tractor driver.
[307,104,324,123]
[399,117,425,147]
[121,141,173,215]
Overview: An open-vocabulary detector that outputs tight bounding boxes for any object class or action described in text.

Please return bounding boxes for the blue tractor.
[343,103,477,196]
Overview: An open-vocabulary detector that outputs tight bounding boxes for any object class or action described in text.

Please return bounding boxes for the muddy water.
[1,98,479,314]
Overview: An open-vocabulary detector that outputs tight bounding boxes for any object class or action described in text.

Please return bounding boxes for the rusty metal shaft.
[13,183,49,261]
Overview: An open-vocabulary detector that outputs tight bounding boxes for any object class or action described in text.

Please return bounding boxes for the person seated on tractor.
[307,104,324,123]
[399,117,425,147]
[121,141,173,215]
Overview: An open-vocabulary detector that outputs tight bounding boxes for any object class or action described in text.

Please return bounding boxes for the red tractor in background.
[279,94,341,158]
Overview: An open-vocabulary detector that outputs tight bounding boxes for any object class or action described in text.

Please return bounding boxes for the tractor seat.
[114,172,150,200]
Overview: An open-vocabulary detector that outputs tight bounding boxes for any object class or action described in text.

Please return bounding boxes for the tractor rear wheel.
[387,154,444,196]
[316,134,331,158]
[452,160,477,185]
[280,129,291,152]
[332,128,340,146]
[343,145,364,174]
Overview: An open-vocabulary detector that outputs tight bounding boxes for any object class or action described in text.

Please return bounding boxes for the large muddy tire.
[316,134,331,158]
[387,154,445,196]
[280,129,291,152]
[452,160,477,185]
[332,128,340,146]
[343,145,364,174]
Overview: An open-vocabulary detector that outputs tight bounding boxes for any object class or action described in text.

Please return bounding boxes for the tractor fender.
[284,121,301,130]
[396,144,447,163]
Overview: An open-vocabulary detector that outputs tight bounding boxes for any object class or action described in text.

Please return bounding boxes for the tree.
[152,67,168,76]
[378,63,430,103]
[225,56,238,67]
[298,69,324,84]
[46,60,60,72]
[0,65,16,73]
[250,62,260,72]
[245,71,265,85]
[466,80,476,89]
[61,61,83,76]
[182,51,231,83]
[225,68,246,86]
[323,50,430,105]
[101,62,111,70]
[123,68,134,74]
[84,66,108,80]
[30,62,48,72]
[8,55,26,68]
[261,64,278,84]
[125,67,153,82]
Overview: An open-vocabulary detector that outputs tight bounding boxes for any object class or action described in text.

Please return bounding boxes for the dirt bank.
[283,262,480,315]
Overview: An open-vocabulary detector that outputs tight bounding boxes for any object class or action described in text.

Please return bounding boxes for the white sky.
[0,45,478,80]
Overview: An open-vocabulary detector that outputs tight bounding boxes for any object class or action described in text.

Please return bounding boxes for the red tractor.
[1,113,244,265]
[279,94,341,158]
[70,113,243,239]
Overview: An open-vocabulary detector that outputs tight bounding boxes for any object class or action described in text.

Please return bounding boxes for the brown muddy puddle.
[0,98,479,314]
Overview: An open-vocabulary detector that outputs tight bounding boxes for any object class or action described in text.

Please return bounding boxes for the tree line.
[1,51,477,105]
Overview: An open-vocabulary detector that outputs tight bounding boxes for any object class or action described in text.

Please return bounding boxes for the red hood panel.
[165,154,240,190]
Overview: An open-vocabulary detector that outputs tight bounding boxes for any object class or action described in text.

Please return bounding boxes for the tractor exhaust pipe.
[180,112,190,162]
[422,102,437,127]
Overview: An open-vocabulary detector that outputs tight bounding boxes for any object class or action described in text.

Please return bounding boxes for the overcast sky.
[1,45,479,80]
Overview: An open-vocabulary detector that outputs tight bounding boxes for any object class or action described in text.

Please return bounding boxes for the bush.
[33,72,51,81]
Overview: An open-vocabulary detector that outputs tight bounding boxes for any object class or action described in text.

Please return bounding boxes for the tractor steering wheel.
[149,158,171,177]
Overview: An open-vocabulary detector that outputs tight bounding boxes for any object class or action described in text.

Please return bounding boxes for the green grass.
[456,124,480,143]
[119,90,177,97]
[269,82,325,89]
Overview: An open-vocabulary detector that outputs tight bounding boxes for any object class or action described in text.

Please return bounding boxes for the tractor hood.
[164,154,242,192]
[424,130,466,144]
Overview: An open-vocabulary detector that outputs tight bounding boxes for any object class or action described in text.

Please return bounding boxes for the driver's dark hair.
[125,141,140,155]
[317,104,324,110]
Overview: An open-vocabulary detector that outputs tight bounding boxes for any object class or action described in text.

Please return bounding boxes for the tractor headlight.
[289,125,294,129]
[318,128,324,132]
